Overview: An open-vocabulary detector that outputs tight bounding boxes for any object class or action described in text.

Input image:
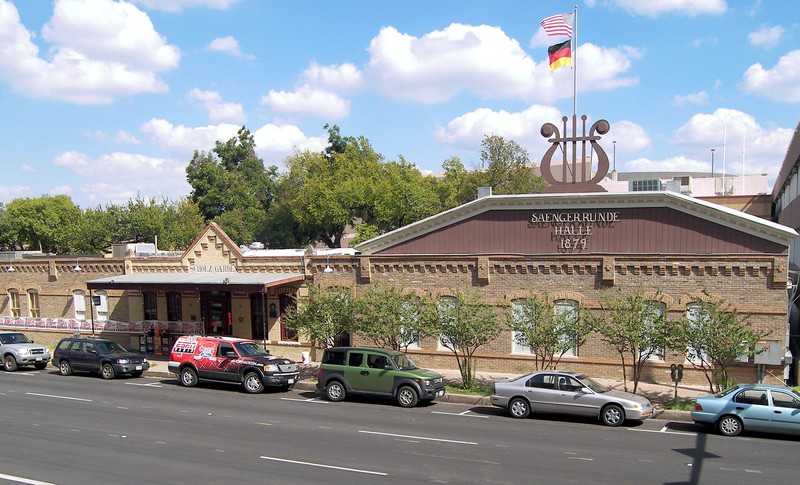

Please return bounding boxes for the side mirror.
[384,364,393,370]
[581,387,592,394]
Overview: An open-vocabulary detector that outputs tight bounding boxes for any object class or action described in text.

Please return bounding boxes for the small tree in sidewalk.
[432,290,502,389]
[676,290,770,393]
[283,285,356,349]
[506,293,593,371]
[353,282,435,352]
[591,288,669,393]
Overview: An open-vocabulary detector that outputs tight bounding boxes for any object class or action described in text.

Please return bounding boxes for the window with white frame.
[686,303,711,364]
[73,290,86,321]
[27,290,39,318]
[8,290,19,317]
[437,296,457,351]
[400,299,421,350]
[644,301,666,360]
[554,299,578,357]
[511,300,533,354]
[95,290,108,322]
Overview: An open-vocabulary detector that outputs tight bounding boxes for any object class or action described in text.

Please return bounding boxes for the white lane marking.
[255,422,272,426]
[280,397,328,404]
[6,372,37,376]
[744,470,763,474]
[431,410,489,419]
[125,382,162,388]
[359,430,477,445]
[568,457,594,461]
[628,428,696,436]
[0,472,56,485]
[660,425,669,432]
[260,456,387,476]
[25,392,91,402]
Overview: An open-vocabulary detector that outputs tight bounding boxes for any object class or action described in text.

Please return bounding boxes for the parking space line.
[125,382,162,388]
[25,392,91,402]
[280,397,329,404]
[359,430,477,445]
[0,472,56,485]
[260,456,387,476]
[628,428,696,436]
[431,410,490,419]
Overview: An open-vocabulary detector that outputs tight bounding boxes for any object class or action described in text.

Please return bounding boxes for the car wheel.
[508,397,530,419]
[130,371,143,378]
[601,404,625,426]
[3,355,18,372]
[325,380,346,402]
[33,363,47,370]
[101,363,116,380]
[397,386,419,408]
[180,367,198,387]
[717,415,742,436]
[243,372,265,394]
[59,360,73,376]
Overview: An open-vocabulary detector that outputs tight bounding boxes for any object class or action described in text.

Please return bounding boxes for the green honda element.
[316,347,445,407]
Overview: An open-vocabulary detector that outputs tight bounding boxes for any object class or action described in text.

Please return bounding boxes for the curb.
[145,369,692,422]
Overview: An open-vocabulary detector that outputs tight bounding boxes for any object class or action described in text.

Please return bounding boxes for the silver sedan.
[490,370,655,426]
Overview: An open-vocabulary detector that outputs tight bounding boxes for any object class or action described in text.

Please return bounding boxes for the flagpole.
[572,5,577,118]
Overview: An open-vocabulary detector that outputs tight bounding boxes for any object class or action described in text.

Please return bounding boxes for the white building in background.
[601,171,769,197]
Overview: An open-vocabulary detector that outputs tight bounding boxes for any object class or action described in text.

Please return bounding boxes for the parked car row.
[5,330,800,437]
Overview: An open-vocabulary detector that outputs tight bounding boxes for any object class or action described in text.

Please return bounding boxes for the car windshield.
[0,333,32,344]
[235,342,270,357]
[392,353,418,370]
[576,375,609,393]
[96,341,126,353]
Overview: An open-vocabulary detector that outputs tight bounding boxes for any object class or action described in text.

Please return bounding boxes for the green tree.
[283,285,356,349]
[353,282,435,351]
[186,126,278,240]
[433,291,502,389]
[592,289,669,393]
[677,291,770,392]
[5,195,82,253]
[477,134,546,195]
[506,293,593,371]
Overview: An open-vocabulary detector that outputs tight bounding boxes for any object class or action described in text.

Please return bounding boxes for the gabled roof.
[354,191,797,255]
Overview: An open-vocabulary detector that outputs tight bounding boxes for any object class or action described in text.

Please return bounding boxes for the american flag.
[540,13,573,37]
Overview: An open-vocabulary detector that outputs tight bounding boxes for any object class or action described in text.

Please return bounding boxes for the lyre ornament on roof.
[540,115,611,193]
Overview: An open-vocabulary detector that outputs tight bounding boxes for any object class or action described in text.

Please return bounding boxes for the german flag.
[548,40,571,72]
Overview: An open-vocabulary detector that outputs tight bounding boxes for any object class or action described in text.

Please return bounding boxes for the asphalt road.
[1,369,799,485]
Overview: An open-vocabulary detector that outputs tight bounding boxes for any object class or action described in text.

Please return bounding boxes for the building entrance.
[201,292,231,336]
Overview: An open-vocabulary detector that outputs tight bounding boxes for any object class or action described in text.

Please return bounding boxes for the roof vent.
[477,186,492,199]
[249,242,265,250]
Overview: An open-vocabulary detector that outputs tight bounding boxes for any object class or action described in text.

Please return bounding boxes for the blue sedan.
[691,384,800,436]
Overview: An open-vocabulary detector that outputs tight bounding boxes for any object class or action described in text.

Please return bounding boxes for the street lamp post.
[612,140,616,172]
[711,148,716,194]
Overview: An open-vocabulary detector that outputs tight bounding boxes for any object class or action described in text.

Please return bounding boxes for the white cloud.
[608,120,652,152]
[130,0,240,13]
[673,91,708,106]
[302,61,363,91]
[740,49,800,102]
[748,25,785,48]
[435,104,563,160]
[603,0,727,17]
[114,130,142,145]
[188,88,246,123]
[0,0,179,104]
[366,24,640,104]
[624,155,708,172]
[48,185,72,196]
[139,118,327,165]
[206,36,254,60]
[0,185,33,201]
[672,108,793,180]
[52,150,190,206]
[139,118,242,155]
[261,85,350,119]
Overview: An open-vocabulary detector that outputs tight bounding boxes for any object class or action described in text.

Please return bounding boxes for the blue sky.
[0,0,798,208]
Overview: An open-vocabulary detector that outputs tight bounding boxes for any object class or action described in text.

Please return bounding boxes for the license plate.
[35,358,42,361]
[288,379,295,384]
[135,365,142,370]
[437,390,444,397]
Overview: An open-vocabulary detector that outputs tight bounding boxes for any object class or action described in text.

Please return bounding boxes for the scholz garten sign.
[528,211,620,252]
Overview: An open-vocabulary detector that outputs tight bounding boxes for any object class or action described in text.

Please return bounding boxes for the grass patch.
[662,399,696,411]
[445,384,492,396]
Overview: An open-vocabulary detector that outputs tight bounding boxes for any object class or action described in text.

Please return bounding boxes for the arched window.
[27,290,39,318]
[73,290,86,321]
[554,299,578,357]
[645,301,666,360]
[95,290,108,322]
[686,302,710,363]
[400,297,421,350]
[8,290,20,317]
[511,299,533,354]
[437,296,457,351]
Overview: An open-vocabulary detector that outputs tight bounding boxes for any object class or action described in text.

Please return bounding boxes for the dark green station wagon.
[316,347,445,407]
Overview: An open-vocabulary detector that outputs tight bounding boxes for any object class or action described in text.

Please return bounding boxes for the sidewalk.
[143,355,704,421]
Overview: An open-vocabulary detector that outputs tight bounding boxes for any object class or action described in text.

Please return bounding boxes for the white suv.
[0,331,51,371]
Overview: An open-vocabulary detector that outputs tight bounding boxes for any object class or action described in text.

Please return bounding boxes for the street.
[1,369,798,484]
